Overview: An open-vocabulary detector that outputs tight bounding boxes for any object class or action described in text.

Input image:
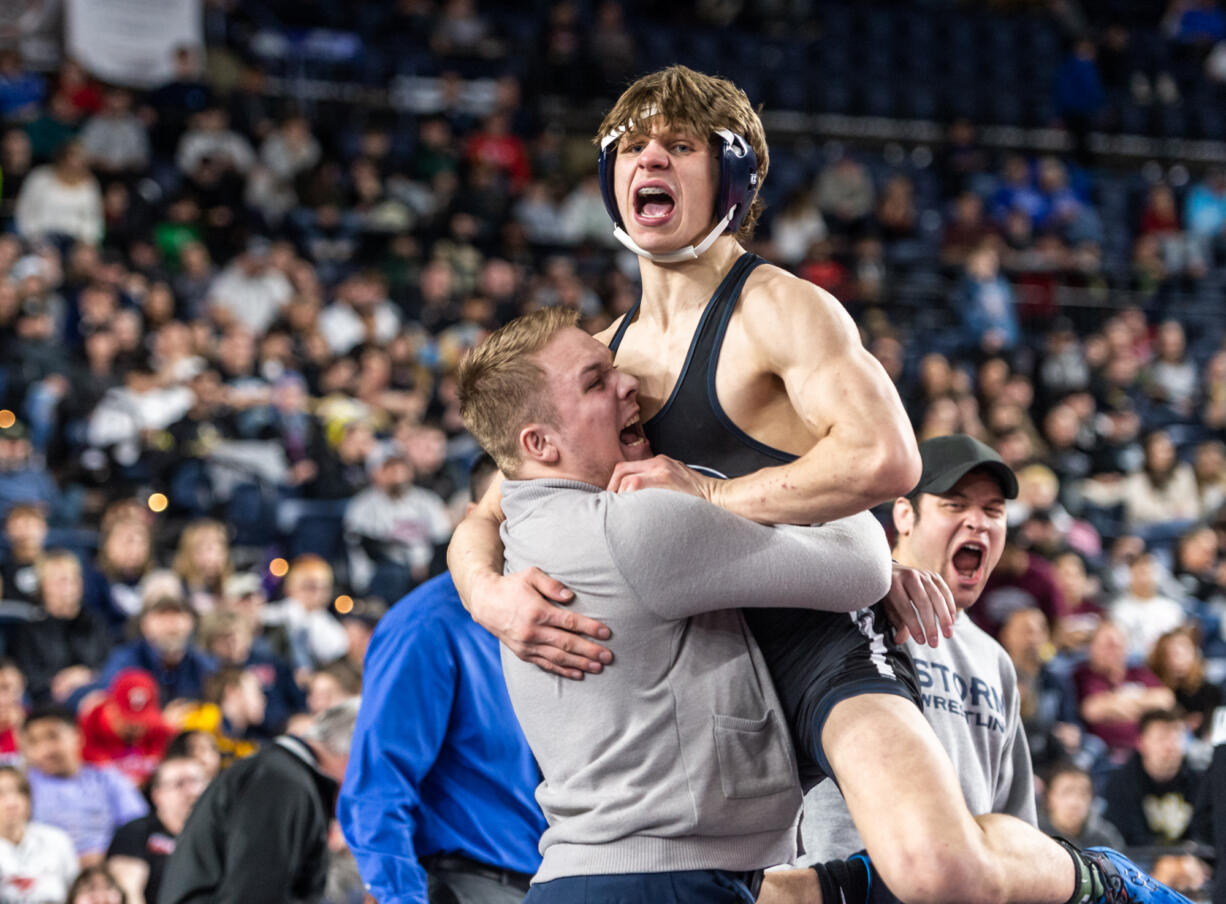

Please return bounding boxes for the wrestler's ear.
[518,423,559,465]
[893,496,916,537]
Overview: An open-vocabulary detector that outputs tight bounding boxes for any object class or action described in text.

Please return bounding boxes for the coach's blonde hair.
[458,307,579,475]
[596,65,769,241]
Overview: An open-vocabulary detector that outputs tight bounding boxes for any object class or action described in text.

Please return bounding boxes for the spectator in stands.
[23,706,148,866]
[0,50,45,121]
[198,607,302,734]
[770,186,828,268]
[941,191,997,272]
[1081,428,1203,528]
[815,154,875,238]
[163,731,221,783]
[0,129,34,220]
[101,595,215,706]
[333,598,382,685]
[1054,38,1106,163]
[171,519,231,613]
[305,663,360,715]
[317,270,401,356]
[64,864,125,904]
[13,140,102,246]
[79,88,149,178]
[246,114,320,228]
[1148,626,1224,738]
[93,516,153,622]
[107,755,207,904]
[1050,550,1105,653]
[1172,524,1223,605]
[1074,619,1175,762]
[161,699,359,904]
[0,422,58,520]
[999,607,1085,772]
[344,444,451,601]
[1,502,47,603]
[1038,762,1125,850]
[340,453,545,904]
[78,669,173,788]
[1185,166,1226,258]
[976,527,1067,637]
[1191,440,1226,512]
[1104,708,1204,855]
[264,555,347,677]
[957,243,1019,356]
[0,764,78,904]
[1145,320,1199,422]
[992,155,1045,224]
[180,667,267,765]
[0,661,25,762]
[1110,552,1190,659]
[205,237,293,335]
[10,550,109,705]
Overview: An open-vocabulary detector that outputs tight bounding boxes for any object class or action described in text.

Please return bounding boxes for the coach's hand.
[473,568,613,680]
[884,562,956,647]
[608,454,716,500]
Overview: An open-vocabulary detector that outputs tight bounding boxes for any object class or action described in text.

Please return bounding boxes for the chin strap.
[612,204,737,263]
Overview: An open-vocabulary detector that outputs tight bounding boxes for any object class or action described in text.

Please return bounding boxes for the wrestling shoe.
[1082,847,1194,904]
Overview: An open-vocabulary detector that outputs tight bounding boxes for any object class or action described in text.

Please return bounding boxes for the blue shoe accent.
[1083,848,1194,904]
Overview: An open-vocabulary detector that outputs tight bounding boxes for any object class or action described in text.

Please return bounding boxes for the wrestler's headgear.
[597,124,759,263]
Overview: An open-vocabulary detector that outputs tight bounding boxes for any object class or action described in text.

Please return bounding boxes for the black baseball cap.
[910,434,1018,500]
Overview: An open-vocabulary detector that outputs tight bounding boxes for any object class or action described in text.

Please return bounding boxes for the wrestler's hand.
[607,454,716,500]
[883,561,956,647]
[472,568,614,681]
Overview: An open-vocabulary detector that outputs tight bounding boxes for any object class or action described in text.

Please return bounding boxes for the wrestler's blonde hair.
[595,65,769,241]
[458,307,579,476]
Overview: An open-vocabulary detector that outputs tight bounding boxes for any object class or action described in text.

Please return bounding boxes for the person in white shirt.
[263,555,348,678]
[1110,552,1189,660]
[14,141,103,246]
[0,765,78,904]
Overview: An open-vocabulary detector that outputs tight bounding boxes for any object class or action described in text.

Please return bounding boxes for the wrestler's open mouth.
[619,414,647,449]
[952,542,985,582]
[635,186,675,220]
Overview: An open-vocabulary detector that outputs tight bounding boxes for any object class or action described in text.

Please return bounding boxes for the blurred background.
[1,0,1226,902]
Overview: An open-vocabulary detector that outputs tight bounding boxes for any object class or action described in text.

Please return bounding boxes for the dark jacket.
[1103,750,1201,847]
[10,607,111,703]
[158,736,338,904]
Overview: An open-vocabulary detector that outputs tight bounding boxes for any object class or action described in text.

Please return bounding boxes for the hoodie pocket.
[712,710,795,800]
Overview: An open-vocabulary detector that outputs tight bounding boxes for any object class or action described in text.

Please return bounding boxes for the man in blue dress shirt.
[339,454,546,904]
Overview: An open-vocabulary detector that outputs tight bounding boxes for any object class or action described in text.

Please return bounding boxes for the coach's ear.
[518,423,559,465]
[892,496,916,537]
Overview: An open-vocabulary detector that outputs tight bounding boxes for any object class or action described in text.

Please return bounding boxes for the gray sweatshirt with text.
[498,480,893,884]
[798,612,1037,863]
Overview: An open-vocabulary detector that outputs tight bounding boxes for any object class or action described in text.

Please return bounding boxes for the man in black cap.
[802,433,1040,862]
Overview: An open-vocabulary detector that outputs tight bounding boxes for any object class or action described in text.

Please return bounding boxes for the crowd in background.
[1,0,1226,901]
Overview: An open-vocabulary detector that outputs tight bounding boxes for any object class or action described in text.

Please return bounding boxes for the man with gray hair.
[159,698,360,904]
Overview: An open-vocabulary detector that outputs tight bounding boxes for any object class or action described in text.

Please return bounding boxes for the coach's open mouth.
[619,414,647,450]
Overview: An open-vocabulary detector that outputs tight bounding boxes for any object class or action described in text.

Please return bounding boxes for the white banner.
[64,0,201,89]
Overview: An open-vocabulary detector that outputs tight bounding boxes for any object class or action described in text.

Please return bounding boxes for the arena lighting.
[0,410,14,429]
[334,594,354,614]
[147,493,168,513]
[269,557,289,578]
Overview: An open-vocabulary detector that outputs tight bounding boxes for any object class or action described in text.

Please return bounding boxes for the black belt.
[422,854,534,893]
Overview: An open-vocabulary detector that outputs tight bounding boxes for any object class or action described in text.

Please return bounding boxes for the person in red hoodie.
[79,670,174,786]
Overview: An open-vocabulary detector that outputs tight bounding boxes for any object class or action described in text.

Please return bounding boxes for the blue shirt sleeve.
[338,609,458,904]
[104,766,150,829]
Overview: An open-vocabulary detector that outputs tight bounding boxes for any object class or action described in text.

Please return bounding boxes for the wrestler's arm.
[447,473,614,680]
[610,274,920,524]
[607,275,953,644]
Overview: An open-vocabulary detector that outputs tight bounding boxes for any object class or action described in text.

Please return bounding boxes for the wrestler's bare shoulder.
[736,261,852,348]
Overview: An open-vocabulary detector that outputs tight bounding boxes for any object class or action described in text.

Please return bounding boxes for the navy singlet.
[607,252,796,480]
